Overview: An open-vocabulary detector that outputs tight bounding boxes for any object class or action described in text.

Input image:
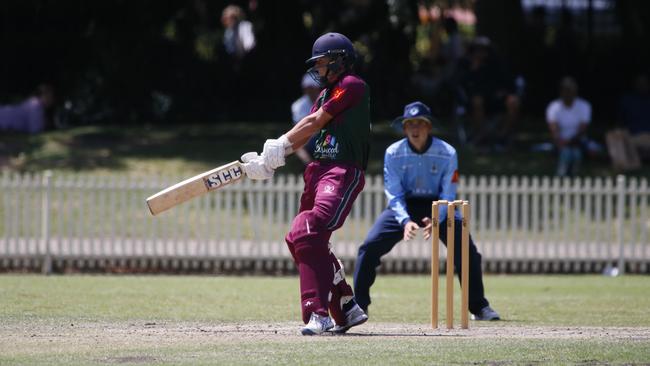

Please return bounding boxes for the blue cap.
[391,101,435,130]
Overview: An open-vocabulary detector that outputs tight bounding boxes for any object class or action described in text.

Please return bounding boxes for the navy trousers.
[353,200,490,315]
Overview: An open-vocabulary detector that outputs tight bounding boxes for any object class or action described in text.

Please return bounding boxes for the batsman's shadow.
[335,331,471,338]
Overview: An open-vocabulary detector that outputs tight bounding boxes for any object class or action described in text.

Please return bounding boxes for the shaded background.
[2,0,649,126]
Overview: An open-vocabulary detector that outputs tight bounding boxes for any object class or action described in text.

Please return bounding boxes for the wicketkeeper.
[244,32,371,335]
[352,101,500,321]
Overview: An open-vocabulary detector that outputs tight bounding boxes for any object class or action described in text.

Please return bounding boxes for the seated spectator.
[546,77,593,176]
[221,4,256,60]
[290,74,322,164]
[605,73,650,170]
[0,84,55,134]
[619,73,650,159]
[456,37,520,150]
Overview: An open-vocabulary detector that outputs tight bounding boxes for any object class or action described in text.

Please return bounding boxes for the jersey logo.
[315,134,340,159]
[323,184,335,194]
[323,134,336,147]
[451,170,459,183]
[332,87,346,100]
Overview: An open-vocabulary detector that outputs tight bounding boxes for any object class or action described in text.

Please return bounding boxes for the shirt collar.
[407,136,433,155]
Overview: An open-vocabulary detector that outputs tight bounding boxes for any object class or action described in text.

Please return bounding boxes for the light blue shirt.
[0,97,46,134]
[291,94,313,124]
[384,137,459,225]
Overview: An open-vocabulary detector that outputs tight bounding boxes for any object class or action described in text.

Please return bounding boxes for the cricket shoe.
[471,305,500,321]
[332,303,368,334]
[301,313,334,336]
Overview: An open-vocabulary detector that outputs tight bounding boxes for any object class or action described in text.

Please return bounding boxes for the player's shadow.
[333,331,471,337]
[332,320,510,337]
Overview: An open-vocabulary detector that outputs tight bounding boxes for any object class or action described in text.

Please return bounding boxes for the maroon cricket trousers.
[285,160,365,324]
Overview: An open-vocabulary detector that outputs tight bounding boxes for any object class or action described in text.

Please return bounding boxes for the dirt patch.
[181,322,650,341]
[100,356,158,364]
[3,321,650,347]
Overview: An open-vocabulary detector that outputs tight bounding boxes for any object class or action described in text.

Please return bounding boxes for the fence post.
[616,174,626,275]
[41,170,53,275]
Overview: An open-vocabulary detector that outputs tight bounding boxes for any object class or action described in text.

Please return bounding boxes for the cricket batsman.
[243,32,371,335]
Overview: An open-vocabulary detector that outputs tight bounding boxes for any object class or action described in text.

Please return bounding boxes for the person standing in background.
[290,74,322,164]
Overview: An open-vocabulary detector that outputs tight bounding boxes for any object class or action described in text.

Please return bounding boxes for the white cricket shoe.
[301,313,334,336]
[332,303,368,334]
[471,305,501,321]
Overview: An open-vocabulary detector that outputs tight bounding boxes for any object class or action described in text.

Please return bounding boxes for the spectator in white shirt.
[221,4,256,60]
[546,77,591,176]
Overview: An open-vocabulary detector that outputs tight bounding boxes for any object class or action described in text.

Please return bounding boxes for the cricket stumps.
[431,199,470,329]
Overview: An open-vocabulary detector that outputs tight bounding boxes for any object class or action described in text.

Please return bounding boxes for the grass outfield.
[1,275,649,365]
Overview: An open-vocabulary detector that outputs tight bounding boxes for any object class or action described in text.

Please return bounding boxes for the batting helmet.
[306,32,356,86]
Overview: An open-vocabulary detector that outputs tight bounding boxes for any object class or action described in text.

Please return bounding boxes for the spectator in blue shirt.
[290,74,322,164]
[0,84,55,134]
[353,101,500,321]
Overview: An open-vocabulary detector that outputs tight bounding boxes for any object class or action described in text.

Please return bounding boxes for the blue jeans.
[557,146,582,177]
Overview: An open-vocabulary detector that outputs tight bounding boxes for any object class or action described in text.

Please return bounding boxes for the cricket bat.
[146,161,245,216]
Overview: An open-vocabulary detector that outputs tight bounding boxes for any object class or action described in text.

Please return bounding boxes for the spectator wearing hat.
[290,74,322,164]
[352,101,500,322]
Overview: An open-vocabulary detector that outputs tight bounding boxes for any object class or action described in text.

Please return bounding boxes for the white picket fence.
[1,171,649,273]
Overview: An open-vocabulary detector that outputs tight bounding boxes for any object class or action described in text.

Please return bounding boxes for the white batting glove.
[262,135,291,169]
[241,152,274,180]
[240,152,260,163]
